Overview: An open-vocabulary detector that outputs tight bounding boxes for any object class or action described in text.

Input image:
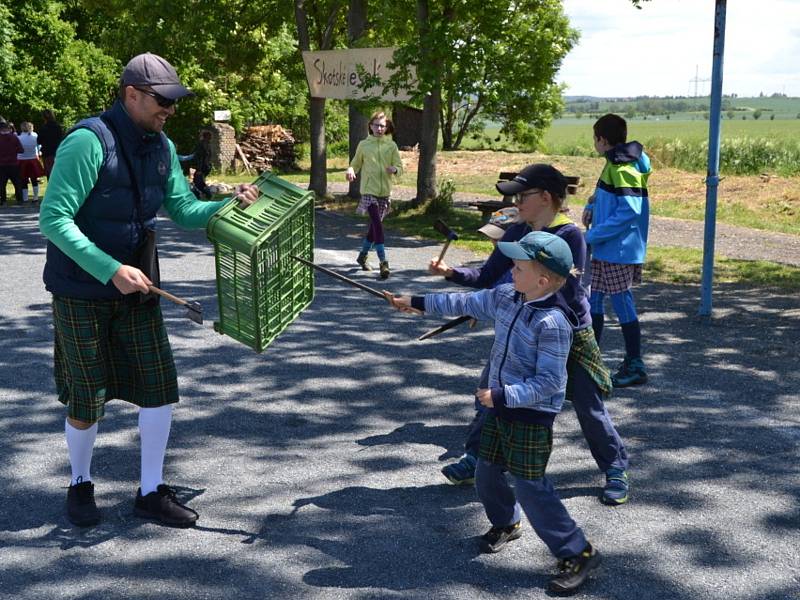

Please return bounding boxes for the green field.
[543,118,800,151]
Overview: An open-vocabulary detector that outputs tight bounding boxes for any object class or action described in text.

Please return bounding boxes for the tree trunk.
[453,95,482,150]
[295,0,342,198]
[348,105,368,199]
[416,85,440,204]
[309,96,327,196]
[347,0,368,199]
[415,0,441,205]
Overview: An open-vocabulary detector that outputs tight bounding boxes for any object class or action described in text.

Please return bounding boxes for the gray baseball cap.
[120,53,193,100]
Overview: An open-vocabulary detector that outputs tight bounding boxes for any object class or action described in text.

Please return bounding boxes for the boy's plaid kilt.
[591,259,642,294]
[567,327,613,400]
[52,296,179,422]
[479,414,553,480]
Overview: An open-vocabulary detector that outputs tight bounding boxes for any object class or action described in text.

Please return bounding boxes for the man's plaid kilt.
[567,327,613,400]
[479,414,553,480]
[52,296,179,422]
[591,259,642,294]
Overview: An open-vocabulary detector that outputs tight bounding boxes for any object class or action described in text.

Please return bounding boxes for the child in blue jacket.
[387,231,601,595]
[583,114,651,387]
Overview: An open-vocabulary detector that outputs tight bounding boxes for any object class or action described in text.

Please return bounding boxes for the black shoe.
[379,261,390,280]
[356,251,372,271]
[480,522,522,553]
[134,484,199,528]
[548,544,602,595]
[66,478,101,527]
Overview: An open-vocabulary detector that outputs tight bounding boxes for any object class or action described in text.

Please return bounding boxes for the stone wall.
[210,122,236,173]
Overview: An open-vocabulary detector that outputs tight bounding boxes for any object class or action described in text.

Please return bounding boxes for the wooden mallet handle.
[436,239,453,265]
[148,285,188,306]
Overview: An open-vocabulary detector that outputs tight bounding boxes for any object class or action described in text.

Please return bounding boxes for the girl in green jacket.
[346,110,403,279]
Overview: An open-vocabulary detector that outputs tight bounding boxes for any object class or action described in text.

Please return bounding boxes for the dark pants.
[365,203,385,245]
[0,165,22,204]
[43,155,55,178]
[476,460,587,558]
[192,169,212,199]
[570,362,628,472]
[464,361,491,457]
[464,361,628,472]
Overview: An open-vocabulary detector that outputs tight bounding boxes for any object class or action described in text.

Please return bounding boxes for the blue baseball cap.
[497,231,573,278]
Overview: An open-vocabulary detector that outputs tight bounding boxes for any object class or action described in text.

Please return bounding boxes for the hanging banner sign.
[302,47,415,101]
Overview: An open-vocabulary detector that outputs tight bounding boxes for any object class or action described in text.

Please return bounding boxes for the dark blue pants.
[476,459,587,558]
[464,361,491,457]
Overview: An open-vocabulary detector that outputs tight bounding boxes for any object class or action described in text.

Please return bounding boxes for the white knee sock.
[139,404,173,495]
[21,188,28,203]
[65,419,98,485]
[32,184,39,201]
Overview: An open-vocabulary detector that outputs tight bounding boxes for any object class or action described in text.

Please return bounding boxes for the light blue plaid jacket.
[424,283,573,416]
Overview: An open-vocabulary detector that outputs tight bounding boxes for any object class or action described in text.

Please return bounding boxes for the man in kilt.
[39,53,257,528]
[387,231,601,595]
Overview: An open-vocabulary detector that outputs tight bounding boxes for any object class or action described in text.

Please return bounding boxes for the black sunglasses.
[134,87,177,108]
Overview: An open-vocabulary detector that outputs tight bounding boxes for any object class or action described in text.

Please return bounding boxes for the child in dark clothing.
[430,164,630,505]
[440,207,517,486]
[0,118,24,206]
[387,231,601,595]
[192,130,213,199]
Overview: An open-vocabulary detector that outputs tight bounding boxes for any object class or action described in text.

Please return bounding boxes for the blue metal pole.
[699,0,727,316]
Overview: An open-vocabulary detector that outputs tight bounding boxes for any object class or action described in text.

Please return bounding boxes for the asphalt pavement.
[0,204,798,600]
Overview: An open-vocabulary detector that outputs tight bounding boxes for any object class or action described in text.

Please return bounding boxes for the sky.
[557,0,800,98]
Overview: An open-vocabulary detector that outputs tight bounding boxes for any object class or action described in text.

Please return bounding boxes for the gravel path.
[1,207,798,600]
[323,182,800,267]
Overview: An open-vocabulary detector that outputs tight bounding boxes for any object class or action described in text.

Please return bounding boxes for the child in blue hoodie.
[583,114,651,387]
[386,231,601,596]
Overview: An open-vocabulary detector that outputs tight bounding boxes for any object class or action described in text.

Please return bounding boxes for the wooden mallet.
[433,219,458,265]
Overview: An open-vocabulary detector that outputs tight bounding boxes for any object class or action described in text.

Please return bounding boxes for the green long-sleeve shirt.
[39,128,229,285]
[349,135,403,198]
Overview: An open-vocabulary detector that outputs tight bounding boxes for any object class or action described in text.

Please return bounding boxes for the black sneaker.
[66,478,101,527]
[134,484,199,528]
[480,522,522,553]
[548,544,602,595]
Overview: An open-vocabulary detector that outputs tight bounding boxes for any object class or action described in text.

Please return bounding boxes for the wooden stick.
[235,143,253,174]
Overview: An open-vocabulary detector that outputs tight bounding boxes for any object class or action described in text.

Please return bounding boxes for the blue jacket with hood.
[585,141,651,265]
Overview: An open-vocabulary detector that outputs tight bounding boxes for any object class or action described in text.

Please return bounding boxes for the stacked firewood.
[237,125,298,172]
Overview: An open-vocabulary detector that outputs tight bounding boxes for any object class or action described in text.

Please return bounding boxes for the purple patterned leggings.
[365,202,385,245]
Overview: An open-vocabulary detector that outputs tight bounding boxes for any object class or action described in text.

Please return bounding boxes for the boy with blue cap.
[386,231,601,595]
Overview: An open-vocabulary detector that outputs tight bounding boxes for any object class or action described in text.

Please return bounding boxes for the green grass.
[543,119,800,149]
[645,246,800,290]
[330,198,800,291]
[652,197,800,236]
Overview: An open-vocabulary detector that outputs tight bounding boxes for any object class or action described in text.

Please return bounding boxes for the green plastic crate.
[206,171,315,352]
